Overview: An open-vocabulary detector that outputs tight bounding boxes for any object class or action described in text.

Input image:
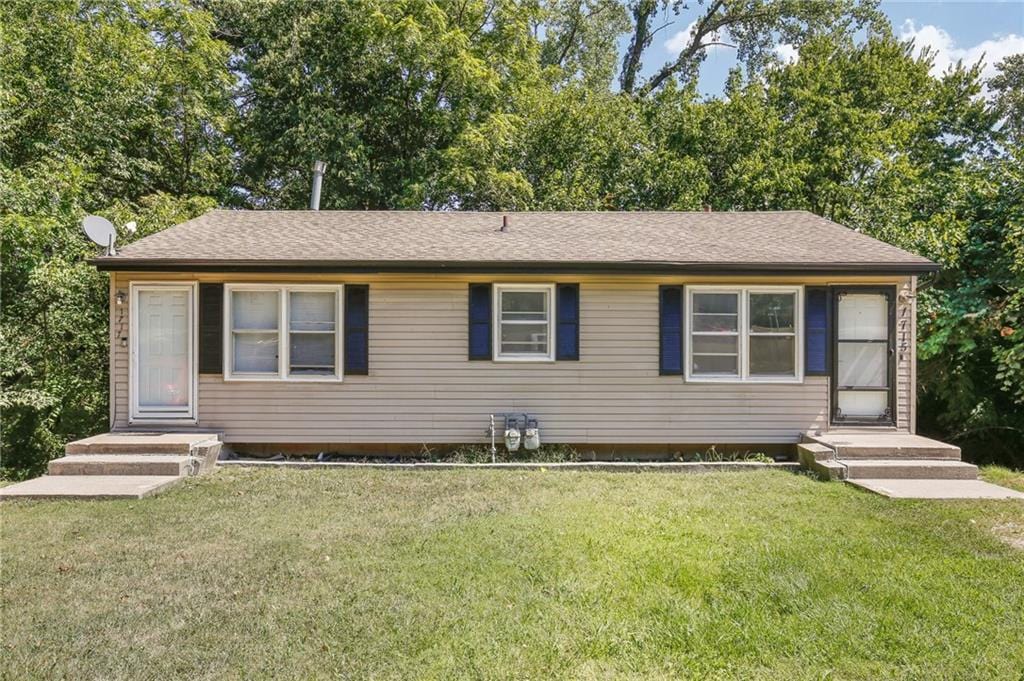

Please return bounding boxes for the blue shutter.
[659,285,684,375]
[556,284,580,361]
[468,283,492,360]
[344,285,369,375]
[805,287,829,376]
[198,283,223,374]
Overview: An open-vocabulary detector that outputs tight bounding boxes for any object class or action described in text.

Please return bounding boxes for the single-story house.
[92,210,938,457]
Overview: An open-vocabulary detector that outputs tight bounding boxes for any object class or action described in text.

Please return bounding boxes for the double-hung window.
[225,284,343,381]
[494,284,555,361]
[687,286,802,382]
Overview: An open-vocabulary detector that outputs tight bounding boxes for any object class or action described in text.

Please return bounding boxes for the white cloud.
[774,43,799,64]
[664,20,732,55]
[899,19,1024,84]
[665,20,699,53]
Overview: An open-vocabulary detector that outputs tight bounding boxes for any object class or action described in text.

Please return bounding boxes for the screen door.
[832,288,894,425]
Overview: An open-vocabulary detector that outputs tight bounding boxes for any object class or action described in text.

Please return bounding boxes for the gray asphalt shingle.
[94,210,937,272]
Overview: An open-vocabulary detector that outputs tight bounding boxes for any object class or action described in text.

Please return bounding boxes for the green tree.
[653,33,994,262]
[989,53,1024,147]
[1,0,232,477]
[618,0,885,95]
[213,0,542,210]
[539,0,630,89]
[428,84,707,209]
[914,55,1024,465]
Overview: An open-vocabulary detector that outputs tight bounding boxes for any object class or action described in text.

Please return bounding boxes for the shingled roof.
[93,210,938,274]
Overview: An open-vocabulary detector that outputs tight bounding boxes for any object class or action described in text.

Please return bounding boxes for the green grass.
[982,465,1024,492]
[3,469,1024,680]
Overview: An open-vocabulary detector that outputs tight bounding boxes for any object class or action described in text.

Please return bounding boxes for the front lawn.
[3,468,1024,680]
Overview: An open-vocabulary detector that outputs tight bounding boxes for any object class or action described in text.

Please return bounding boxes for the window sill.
[492,357,556,363]
[223,375,345,383]
[685,376,804,384]
[129,416,198,425]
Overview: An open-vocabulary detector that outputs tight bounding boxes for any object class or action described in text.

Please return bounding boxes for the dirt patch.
[992,522,1024,551]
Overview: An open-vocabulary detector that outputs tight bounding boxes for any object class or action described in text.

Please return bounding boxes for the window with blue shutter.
[555,284,580,361]
[468,283,492,360]
[805,286,829,375]
[344,285,369,375]
[659,285,684,375]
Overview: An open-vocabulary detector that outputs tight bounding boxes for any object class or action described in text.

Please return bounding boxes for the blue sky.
[635,0,1024,95]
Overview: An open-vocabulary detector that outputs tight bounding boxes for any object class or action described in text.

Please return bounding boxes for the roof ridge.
[208,208,817,215]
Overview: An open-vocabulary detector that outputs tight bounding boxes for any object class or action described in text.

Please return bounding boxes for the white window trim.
[493,283,556,362]
[128,281,198,424]
[224,283,344,382]
[685,285,804,384]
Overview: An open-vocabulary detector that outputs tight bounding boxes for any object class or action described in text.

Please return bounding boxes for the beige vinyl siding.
[110,273,914,444]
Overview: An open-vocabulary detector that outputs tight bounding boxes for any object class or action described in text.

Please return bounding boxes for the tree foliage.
[212,0,542,209]
[618,0,886,96]
[1,0,229,477]
[2,0,1023,475]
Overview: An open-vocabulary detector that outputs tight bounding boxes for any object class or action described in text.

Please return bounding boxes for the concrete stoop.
[800,431,1022,500]
[803,432,962,460]
[0,432,221,501]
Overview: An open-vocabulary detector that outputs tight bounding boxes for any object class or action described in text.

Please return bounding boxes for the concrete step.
[65,432,220,456]
[804,432,961,460]
[0,475,182,501]
[841,458,978,481]
[48,455,196,477]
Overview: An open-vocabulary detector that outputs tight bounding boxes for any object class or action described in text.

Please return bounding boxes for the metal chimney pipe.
[310,160,327,210]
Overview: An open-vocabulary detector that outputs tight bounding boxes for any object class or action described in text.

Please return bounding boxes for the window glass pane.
[838,390,888,418]
[837,343,887,387]
[749,335,796,376]
[233,332,278,373]
[501,291,547,321]
[692,335,738,355]
[837,294,887,340]
[693,293,737,314]
[290,291,336,332]
[290,333,335,375]
[692,314,738,332]
[692,354,738,375]
[749,293,795,333]
[232,291,278,330]
[500,322,548,355]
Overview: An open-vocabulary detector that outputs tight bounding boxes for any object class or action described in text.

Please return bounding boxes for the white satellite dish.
[82,215,117,255]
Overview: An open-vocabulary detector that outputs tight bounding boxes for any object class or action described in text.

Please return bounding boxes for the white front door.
[131,284,195,421]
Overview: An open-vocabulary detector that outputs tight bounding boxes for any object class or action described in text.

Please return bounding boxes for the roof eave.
[91,258,940,276]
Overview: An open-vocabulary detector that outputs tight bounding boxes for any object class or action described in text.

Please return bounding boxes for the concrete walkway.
[849,478,1024,500]
[0,475,182,501]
